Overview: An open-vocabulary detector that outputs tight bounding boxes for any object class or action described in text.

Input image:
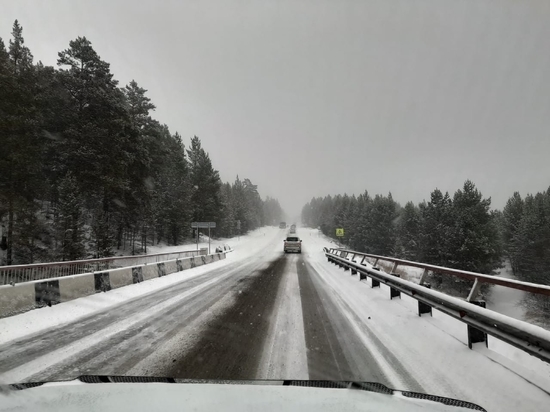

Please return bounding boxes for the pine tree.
[262,197,283,226]
[502,192,524,274]
[0,21,43,264]
[8,20,33,71]
[352,191,372,252]
[55,173,85,261]
[56,37,130,196]
[57,37,131,255]
[395,201,421,260]
[120,80,157,249]
[513,192,550,284]
[419,189,454,266]
[0,23,283,263]
[219,183,236,237]
[163,132,191,244]
[242,178,262,231]
[187,136,222,223]
[365,194,398,255]
[450,180,500,274]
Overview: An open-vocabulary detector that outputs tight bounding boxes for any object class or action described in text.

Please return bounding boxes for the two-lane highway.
[0,228,396,385]
[1,227,550,411]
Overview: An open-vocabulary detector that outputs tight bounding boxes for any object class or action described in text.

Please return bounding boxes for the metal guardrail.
[324,247,550,364]
[330,248,550,299]
[0,249,204,285]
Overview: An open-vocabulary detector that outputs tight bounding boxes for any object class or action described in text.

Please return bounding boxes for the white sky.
[2,0,550,216]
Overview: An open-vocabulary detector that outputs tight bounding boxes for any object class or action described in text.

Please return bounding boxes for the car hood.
[0,378,485,412]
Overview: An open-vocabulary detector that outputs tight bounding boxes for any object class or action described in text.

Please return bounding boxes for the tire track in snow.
[164,255,288,379]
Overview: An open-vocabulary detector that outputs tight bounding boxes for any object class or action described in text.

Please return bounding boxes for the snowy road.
[1,227,550,411]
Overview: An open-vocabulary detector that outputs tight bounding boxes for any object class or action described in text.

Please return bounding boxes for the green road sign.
[336,228,344,237]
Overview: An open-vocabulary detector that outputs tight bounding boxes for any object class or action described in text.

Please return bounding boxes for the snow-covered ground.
[302,227,550,412]
[325,233,543,328]
[145,235,233,255]
[486,261,528,321]
[2,225,550,411]
[0,227,277,346]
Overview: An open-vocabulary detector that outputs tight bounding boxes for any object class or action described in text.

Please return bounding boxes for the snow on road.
[302,227,550,412]
[257,253,308,380]
[0,227,280,346]
[3,225,550,412]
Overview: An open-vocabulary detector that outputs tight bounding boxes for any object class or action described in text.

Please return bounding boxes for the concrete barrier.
[142,264,158,281]
[164,260,177,275]
[191,256,203,268]
[179,258,192,270]
[0,252,228,318]
[35,279,61,307]
[109,268,133,290]
[0,283,35,317]
[157,262,167,277]
[132,267,143,283]
[59,273,95,302]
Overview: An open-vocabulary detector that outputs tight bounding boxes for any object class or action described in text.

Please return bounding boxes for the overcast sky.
[2,0,550,217]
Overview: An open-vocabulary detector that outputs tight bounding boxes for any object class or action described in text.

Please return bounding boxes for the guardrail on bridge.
[324,247,550,364]
[0,248,206,285]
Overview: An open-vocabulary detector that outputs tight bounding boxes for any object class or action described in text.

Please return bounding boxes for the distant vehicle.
[284,236,302,253]
[290,224,296,231]
[279,222,287,229]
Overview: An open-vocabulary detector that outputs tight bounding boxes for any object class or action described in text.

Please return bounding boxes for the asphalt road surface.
[2,228,550,412]
[0,231,400,387]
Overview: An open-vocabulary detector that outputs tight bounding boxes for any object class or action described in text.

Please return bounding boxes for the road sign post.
[191,222,217,254]
[336,228,345,247]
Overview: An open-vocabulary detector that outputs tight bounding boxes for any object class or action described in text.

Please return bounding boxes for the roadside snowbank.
[0,227,281,346]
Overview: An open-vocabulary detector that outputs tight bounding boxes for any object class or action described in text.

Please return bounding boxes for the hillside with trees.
[0,21,283,265]
[302,180,550,294]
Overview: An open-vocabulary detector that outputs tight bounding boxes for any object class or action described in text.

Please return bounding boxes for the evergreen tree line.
[0,21,283,264]
[502,189,550,284]
[302,180,550,290]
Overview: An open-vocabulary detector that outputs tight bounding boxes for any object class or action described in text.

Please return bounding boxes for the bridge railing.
[329,248,550,299]
[324,247,550,364]
[0,248,205,285]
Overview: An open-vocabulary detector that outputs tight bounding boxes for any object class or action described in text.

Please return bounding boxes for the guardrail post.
[467,278,482,302]
[390,273,401,299]
[467,300,488,349]
[391,262,399,273]
[359,271,367,281]
[371,271,380,288]
[418,283,432,316]
[339,256,346,268]
[418,268,429,286]
[351,254,357,272]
